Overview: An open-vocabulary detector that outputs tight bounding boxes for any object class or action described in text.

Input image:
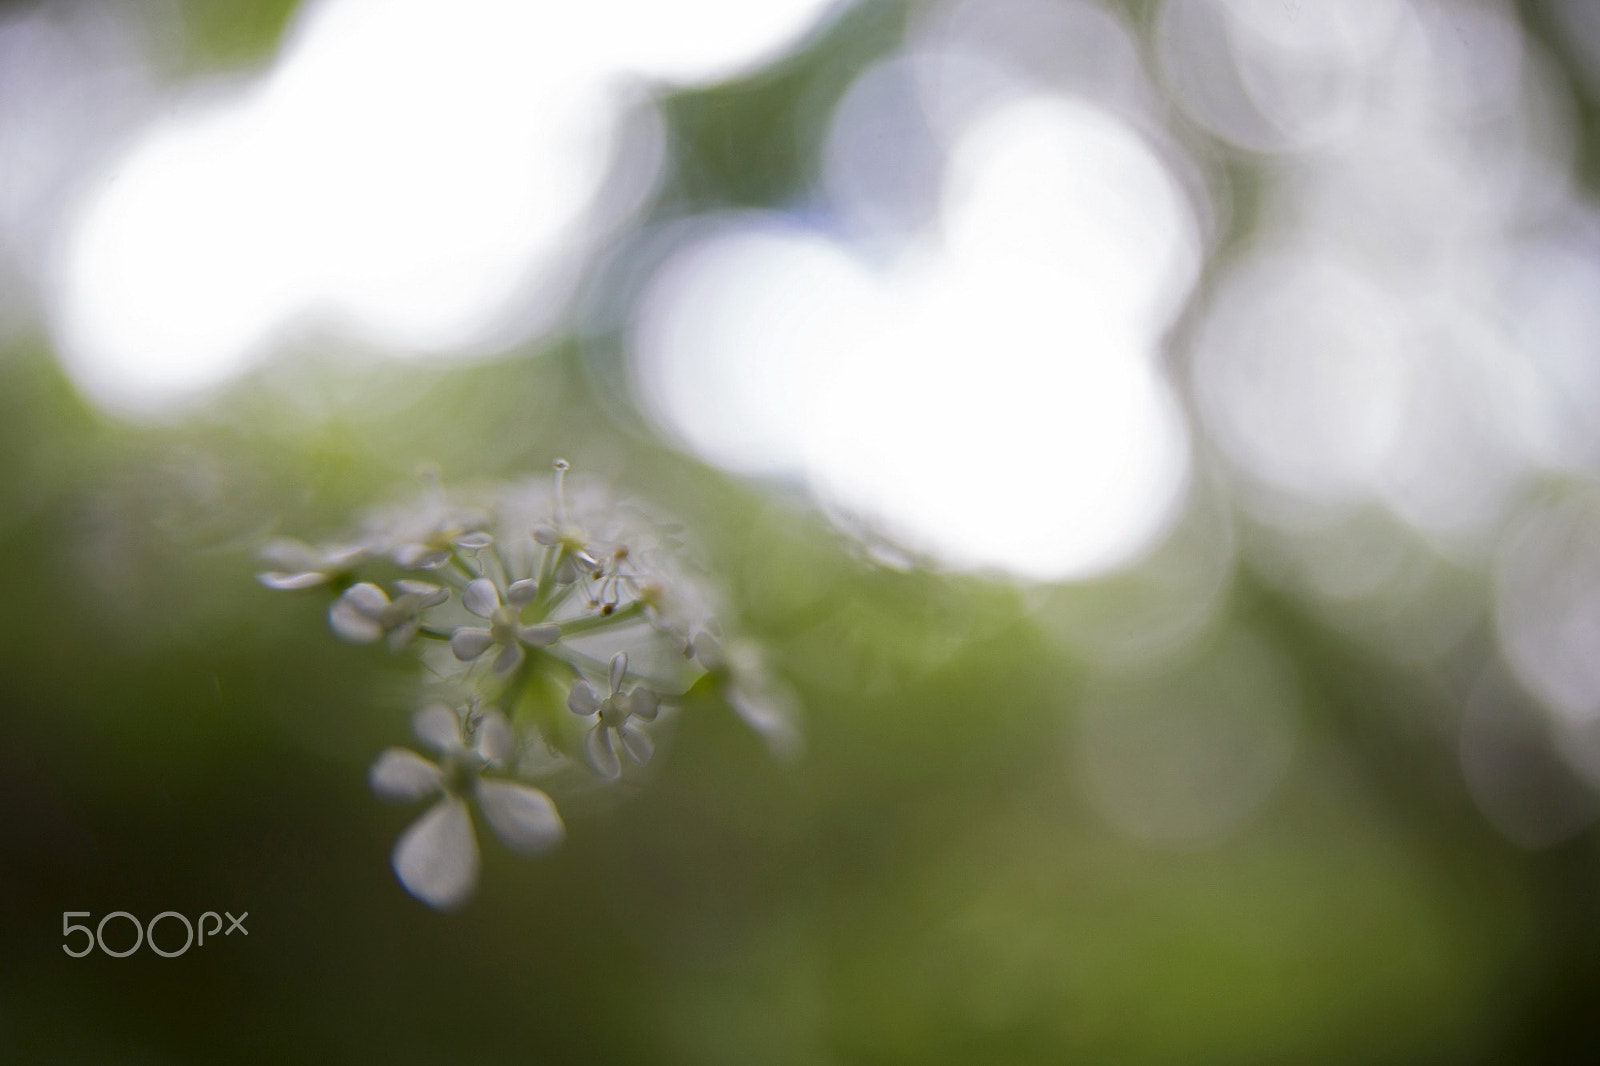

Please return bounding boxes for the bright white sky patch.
[632,95,1199,580]
[48,0,839,415]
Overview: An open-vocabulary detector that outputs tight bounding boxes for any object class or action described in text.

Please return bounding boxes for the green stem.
[528,544,566,616]
[557,600,646,638]
[539,579,580,618]
[488,545,512,588]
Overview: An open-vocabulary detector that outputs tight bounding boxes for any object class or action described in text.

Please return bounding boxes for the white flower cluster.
[260,461,795,910]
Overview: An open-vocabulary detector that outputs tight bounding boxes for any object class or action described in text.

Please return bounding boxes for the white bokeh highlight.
[1191,248,1409,508]
[47,0,840,414]
[1175,0,1600,562]
[633,90,1199,580]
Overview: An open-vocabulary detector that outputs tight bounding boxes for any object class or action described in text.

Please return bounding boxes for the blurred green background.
[5,0,1600,1062]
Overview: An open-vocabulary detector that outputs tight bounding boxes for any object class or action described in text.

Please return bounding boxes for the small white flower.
[567,651,660,779]
[256,538,366,590]
[369,704,564,910]
[362,486,492,571]
[329,580,449,650]
[450,577,558,675]
[616,538,724,665]
[392,526,491,570]
[529,459,612,585]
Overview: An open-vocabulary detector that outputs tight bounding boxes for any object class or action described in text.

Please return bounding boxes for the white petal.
[321,544,367,569]
[392,799,479,911]
[609,652,628,694]
[475,780,565,854]
[451,628,494,661]
[259,538,321,572]
[455,532,494,550]
[386,620,419,651]
[492,640,525,676]
[257,570,328,590]
[568,682,600,717]
[395,545,449,570]
[533,526,560,546]
[584,725,621,780]
[462,578,500,618]
[369,748,441,800]
[520,623,560,646]
[554,557,579,584]
[328,597,383,643]
[391,545,422,568]
[395,580,447,606]
[627,687,660,722]
[475,710,516,767]
[507,579,539,605]
[342,582,390,617]
[413,704,461,752]
[691,631,725,670]
[617,723,654,766]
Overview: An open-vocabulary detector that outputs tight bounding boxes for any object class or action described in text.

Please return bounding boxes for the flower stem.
[529,544,567,616]
[558,600,645,637]
[448,551,479,581]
